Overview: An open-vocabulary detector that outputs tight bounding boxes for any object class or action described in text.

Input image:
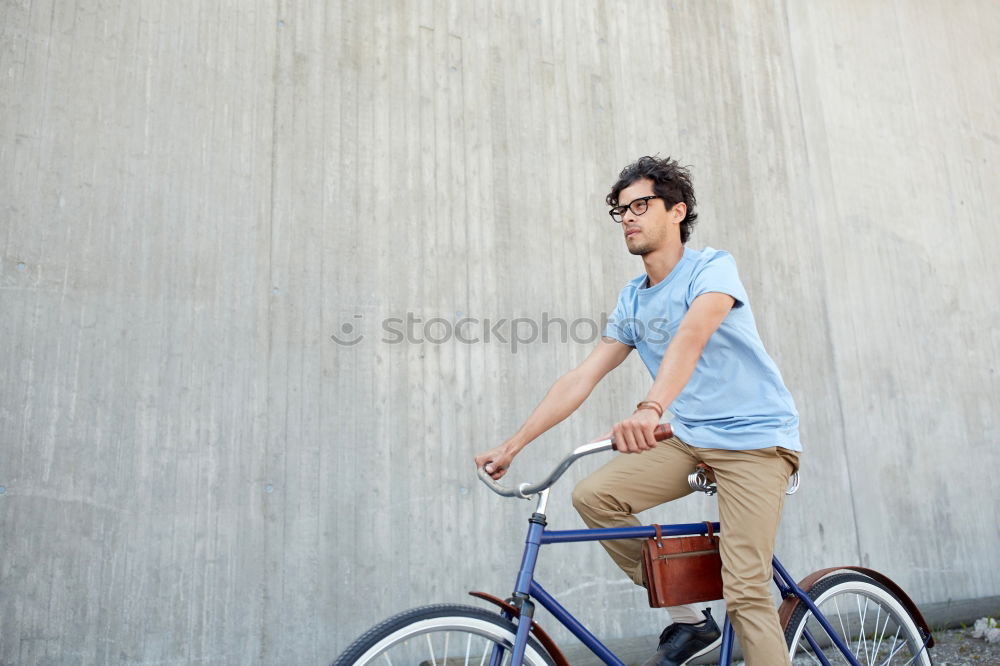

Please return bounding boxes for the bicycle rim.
[785,572,933,665]
[333,604,554,666]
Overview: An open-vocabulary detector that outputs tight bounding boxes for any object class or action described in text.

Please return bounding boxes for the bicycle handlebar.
[477,424,674,499]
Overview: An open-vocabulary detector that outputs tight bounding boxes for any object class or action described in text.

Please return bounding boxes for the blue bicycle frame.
[493,496,863,666]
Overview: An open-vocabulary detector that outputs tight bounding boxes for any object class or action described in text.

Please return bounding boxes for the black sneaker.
[641,609,722,666]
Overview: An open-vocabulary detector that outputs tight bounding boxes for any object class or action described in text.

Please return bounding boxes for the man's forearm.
[506,369,595,453]
[644,330,705,412]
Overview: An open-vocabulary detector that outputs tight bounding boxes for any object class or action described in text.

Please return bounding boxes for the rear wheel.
[784,572,933,665]
[332,603,556,666]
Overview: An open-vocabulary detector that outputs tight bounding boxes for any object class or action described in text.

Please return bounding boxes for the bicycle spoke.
[891,634,907,663]
[875,632,909,666]
[426,634,437,665]
[833,594,850,651]
[855,593,870,665]
[872,607,894,663]
[872,603,884,659]
[796,634,823,665]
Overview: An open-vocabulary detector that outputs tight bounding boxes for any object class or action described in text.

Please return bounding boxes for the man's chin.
[627,243,650,256]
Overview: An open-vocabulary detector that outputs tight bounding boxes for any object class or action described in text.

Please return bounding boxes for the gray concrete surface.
[1,1,998,664]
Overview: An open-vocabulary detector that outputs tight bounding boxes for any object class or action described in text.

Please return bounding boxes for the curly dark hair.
[606,156,698,243]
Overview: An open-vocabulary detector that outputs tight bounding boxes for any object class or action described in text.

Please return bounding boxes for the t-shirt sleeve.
[604,292,636,346]
[688,252,749,308]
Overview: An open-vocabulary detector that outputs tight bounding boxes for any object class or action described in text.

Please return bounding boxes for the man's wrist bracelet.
[635,400,664,418]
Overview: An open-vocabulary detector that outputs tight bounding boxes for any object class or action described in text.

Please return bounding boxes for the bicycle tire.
[784,572,933,665]
[332,603,556,666]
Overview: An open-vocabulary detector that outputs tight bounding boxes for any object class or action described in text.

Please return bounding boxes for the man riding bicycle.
[475,155,801,666]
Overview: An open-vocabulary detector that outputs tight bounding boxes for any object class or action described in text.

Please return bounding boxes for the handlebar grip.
[653,423,673,441]
[476,466,516,496]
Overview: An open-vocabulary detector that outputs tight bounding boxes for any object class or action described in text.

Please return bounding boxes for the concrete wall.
[2,1,998,663]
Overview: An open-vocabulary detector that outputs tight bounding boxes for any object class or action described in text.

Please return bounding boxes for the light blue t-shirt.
[605,246,801,452]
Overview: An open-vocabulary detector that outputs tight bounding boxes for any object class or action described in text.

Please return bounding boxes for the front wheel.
[784,572,933,665]
[332,603,556,666]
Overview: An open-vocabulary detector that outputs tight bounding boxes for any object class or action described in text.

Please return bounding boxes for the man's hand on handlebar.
[611,408,662,453]
[474,443,516,480]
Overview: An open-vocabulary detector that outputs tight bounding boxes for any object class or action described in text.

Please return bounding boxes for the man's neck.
[642,243,685,287]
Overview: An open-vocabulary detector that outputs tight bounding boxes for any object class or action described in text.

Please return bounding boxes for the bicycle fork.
[495,505,546,665]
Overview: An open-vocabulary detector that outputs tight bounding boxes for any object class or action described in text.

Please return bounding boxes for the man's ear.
[671,201,687,222]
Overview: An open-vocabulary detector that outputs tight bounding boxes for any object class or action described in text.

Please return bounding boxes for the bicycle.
[333,425,934,665]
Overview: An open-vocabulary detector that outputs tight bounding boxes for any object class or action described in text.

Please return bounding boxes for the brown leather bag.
[641,521,724,607]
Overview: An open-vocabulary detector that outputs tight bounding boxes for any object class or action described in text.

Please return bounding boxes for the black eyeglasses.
[608,195,661,223]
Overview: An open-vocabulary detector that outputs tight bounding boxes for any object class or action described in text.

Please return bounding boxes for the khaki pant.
[572,436,799,666]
